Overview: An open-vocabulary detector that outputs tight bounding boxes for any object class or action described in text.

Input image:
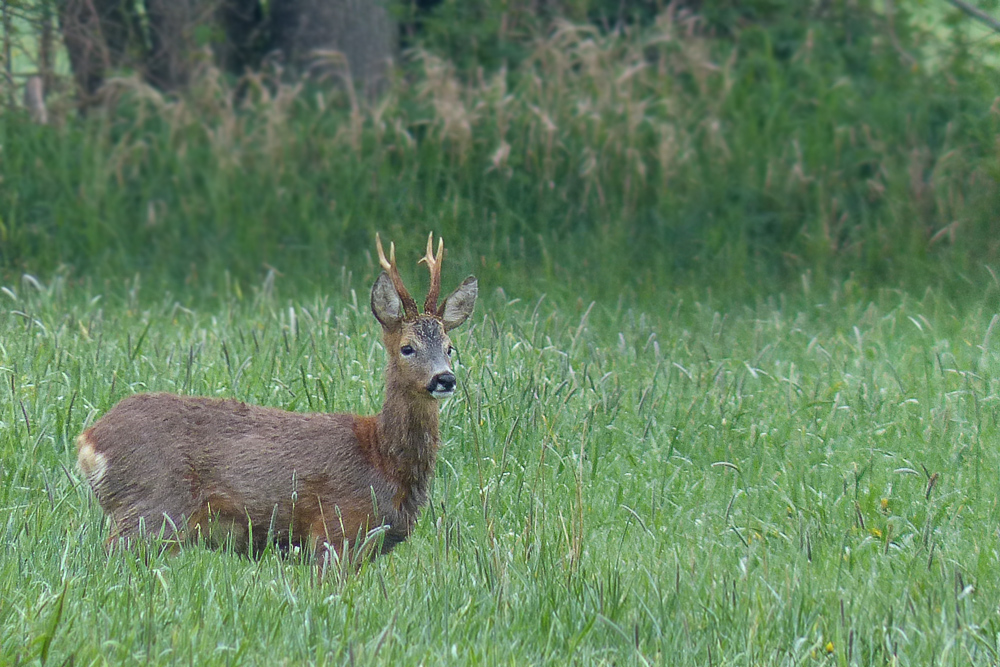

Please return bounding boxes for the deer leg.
[308,519,347,579]
[103,508,182,555]
[187,508,250,552]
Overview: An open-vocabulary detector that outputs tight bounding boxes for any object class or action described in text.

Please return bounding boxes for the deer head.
[371,233,478,399]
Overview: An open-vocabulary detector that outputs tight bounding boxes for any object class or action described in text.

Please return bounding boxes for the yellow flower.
[870,527,883,539]
[880,498,889,512]
[825,641,834,654]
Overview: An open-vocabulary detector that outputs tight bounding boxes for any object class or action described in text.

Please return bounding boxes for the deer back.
[79,393,410,553]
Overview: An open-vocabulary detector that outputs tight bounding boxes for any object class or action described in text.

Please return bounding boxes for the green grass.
[3,267,1000,665]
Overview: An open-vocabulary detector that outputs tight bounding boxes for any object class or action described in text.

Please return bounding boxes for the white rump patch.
[77,434,109,488]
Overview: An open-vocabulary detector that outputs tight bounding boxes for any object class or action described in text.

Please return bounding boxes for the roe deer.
[77,233,478,570]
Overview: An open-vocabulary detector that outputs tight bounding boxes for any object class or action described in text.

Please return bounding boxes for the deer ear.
[440,276,478,331]
[371,272,404,330]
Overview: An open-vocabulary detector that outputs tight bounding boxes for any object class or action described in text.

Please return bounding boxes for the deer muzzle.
[427,372,457,398]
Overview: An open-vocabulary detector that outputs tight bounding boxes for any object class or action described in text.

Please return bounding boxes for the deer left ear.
[440,276,478,331]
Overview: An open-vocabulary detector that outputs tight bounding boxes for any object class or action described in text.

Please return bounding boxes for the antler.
[418,232,445,315]
[376,233,419,319]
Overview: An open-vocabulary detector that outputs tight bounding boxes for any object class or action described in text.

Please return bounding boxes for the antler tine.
[375,232,419,318]
[375,232,393,271]
[418,232,445,314]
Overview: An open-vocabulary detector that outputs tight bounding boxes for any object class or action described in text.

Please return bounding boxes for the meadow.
[1,266,1000,665]
[3,2,1000,664]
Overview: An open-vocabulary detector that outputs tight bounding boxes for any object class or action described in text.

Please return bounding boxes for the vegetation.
[2,1,998,298]
[3,270,1000,664]
[2,0,1000,664]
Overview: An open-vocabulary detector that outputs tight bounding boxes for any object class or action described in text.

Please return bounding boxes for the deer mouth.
[427,383,455,399]
[427,372,457,399]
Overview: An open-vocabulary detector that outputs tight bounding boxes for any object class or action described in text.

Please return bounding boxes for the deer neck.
[376,371,440,508]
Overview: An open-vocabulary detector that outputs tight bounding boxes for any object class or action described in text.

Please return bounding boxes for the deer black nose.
[428,372,456,396]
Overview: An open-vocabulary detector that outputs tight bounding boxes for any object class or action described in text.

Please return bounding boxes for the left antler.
[376,233,419,319]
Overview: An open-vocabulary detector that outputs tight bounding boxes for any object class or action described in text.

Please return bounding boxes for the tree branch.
[885,0,918,67]
[944,0,1000,34]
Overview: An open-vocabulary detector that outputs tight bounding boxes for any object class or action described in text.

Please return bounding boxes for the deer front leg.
[308,512,392,578]
[309,518,345,579]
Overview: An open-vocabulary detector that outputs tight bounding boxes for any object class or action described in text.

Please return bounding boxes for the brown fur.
[77,235,477,571]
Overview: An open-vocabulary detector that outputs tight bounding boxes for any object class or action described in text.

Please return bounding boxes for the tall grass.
[3,268,1000,664]
[2,5,1000,664]
[2,7,998,299]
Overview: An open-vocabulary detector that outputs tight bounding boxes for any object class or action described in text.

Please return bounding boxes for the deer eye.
[400,345,415,357]
[446,345,454,356]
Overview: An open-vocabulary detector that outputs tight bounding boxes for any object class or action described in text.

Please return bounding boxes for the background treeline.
[0,0,998,300]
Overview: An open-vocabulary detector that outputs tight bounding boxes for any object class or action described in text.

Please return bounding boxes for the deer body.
[77,234,477,566]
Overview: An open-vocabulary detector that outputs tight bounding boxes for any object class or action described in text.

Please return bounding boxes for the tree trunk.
[24,76,48,123]
[217,0,264,73]
[144,0,203,91]
[143,0,266,89]
[3,1,12,106]
[271,0,397,101]
[39,1,55,93]
[59,0,394,100]
[58,0,140,99]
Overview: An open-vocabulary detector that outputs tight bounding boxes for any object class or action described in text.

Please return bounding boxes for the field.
[1,267,1000,665]
[3,1,1000,664]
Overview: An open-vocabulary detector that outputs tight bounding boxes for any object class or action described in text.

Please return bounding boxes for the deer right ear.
[371,272,404,330]
[440,276,478,331]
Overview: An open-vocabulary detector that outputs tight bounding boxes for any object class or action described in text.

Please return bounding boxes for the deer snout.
[428,372,456,397]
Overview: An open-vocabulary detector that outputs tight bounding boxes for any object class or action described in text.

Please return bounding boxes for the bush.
[1,3,997,299]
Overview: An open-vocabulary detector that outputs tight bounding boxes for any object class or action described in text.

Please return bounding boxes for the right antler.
[418,232,445,315]
[376,233,419,319]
